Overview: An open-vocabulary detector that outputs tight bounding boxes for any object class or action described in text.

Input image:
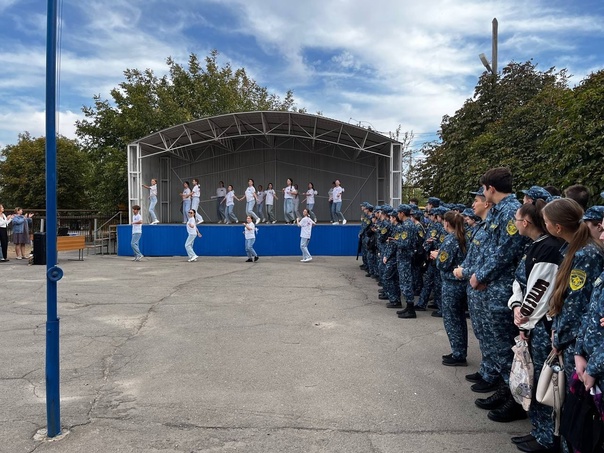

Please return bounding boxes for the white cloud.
[1,0,603,149]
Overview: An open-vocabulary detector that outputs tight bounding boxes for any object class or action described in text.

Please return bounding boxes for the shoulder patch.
[401,231,408,240]
[439,251,448,263]
[506,219,518,235]
[569,269,587,291]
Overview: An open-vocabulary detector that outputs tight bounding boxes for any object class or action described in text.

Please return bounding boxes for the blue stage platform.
[117,223,359,257]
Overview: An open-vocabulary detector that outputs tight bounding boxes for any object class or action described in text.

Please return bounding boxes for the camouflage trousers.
[441,279,468,360]
[528,321,555,449]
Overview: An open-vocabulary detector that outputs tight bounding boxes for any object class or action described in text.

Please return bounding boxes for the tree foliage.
[76,50,304,212]
[0,133,90,209]
[412,61,604,205]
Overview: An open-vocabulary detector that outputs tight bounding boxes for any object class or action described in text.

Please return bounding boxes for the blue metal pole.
[45,0,62,438]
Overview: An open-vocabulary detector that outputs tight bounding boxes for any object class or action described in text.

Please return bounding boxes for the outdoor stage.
[116,223,360,257]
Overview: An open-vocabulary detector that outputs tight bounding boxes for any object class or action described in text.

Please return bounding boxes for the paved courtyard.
[0,251,530,452]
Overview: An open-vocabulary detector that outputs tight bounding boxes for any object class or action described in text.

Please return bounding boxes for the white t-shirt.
[305,189,318,204]
[192,185,200,199]
[182,188,191,200]
[186,217,197,235]
[244,222,256,239]
[284,186,293,199]
[149,184,157,197]
[132,213,142,234]
[226,191,235,206]
[245,186,256,202]
[332,186,344,203]
[299,216,313,239]
[265,189,275,205]
[257,190,265,204]
[216,187,226,197]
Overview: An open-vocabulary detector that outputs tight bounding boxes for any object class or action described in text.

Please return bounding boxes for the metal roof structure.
[128,111,403,222]
[132,111,401,161]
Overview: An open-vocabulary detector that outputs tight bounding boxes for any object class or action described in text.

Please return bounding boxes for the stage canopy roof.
[131,111,401,160]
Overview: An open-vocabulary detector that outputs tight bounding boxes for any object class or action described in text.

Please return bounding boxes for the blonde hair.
[542,198,603,316]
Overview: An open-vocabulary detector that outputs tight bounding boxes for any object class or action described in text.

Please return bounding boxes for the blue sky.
[1,0,603,151]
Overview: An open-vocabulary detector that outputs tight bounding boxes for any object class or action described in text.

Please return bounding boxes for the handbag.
[536,349,565,435]
[509,336,533,411]
[560,373,604,453]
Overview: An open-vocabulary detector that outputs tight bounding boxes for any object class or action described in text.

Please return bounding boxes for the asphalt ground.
[1,249,530,453]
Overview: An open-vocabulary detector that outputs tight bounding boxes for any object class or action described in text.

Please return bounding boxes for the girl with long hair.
[542,198,604,383]
[435,210,468,366]
[505,200,563,451]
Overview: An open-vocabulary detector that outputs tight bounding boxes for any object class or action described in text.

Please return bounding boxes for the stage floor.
[117,223,360,257]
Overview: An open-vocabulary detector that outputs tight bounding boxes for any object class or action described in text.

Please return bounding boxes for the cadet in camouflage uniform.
[393,204,418,317]
[454,188,497,392]
[417,200,444,312]
[358,202,372,271]
[575,269,604,391]
[436,210,469,366]
[376,205,393,288]
[382,210,401,306]
[411,207,427,299]
[470,168,529,423]
[365,213,379,279]
[542,198,604,384]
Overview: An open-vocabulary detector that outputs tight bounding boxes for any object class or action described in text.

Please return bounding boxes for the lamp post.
[479,18,498,75]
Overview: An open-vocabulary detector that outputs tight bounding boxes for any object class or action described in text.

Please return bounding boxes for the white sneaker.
[188,257,198,262]
[272,221,276,224]
[255,217,260,225]
[332,221,338,225]
[197,218,204,224]
[300,259,306,262]
[342,219,347,225]
[306,257,312,261]
[151,220,160,224]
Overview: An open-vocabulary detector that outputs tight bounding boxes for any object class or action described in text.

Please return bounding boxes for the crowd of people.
[0,204,34,262]
[144,178,347,225]
[357,167,604,453]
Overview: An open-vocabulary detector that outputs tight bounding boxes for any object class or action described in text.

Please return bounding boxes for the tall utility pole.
[479,18,498,75]
[491,18,498,74]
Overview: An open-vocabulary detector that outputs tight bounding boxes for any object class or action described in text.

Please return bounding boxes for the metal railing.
[6,209,126,254]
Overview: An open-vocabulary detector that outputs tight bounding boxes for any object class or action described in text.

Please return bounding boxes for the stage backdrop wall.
[117,224,360,257]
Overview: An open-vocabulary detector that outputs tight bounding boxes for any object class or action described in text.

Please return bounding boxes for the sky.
[1,0,603,152]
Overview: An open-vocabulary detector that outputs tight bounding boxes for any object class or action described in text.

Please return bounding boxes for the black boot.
[487,394,527,422]
[398,302,416,319]
[475,383,509,410]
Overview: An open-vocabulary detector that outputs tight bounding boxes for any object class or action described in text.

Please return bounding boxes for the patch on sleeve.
[439,251,449,263]
[569,269,587,291]
[401,231,408,240]
[506,219,518,235]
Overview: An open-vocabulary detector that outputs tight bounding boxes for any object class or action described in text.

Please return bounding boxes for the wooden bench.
[57,235,86,261]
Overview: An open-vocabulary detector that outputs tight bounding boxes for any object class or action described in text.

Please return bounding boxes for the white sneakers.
[188,256,198,262]
[255,217,260,225]
[342,219,347,225]
[301,257,313,262]
[151,220,160,225]
[197,218,204,225]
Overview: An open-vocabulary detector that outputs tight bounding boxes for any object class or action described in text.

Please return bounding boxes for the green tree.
[413,61,570,202]
[76,50,303,212]
[0,133,90,209]
[542,70,604,198]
